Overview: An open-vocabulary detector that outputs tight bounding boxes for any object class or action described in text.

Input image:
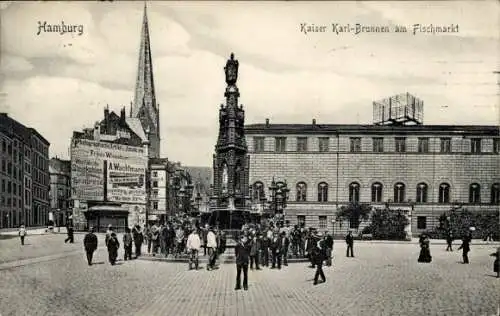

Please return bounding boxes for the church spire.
[131,2,160,158]
[132,2,156,116]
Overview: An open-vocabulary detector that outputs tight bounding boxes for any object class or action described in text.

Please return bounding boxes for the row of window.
[1,161,47,185]
[252,181,500,204]
[253,136,500,154]
[295,215,477,231]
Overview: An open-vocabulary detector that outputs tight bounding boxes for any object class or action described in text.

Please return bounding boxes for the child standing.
[18,225,27,245]
[123,227,133,261]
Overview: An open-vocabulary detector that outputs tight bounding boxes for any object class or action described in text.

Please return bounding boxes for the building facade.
[0,113,50,228]
[70,107,149,231]
[49,157,71,227]
[245,120,500,236]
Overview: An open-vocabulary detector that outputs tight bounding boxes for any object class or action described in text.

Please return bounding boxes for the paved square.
[0,235,499,316]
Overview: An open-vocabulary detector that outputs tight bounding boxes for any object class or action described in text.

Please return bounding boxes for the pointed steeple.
[132,2,156,116]
[131,2,160,158]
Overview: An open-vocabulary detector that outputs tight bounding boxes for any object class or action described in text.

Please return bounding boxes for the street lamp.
[267,178,289,228]
[331,218,336,239]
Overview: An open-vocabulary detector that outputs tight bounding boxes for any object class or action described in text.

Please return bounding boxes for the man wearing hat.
[345,230,354,258]
[458,228,473,264]
[235,234,251,290]
[206,226,218,270]
[105,224,114,247]
[83,227,98,266]
[312,232,327,285]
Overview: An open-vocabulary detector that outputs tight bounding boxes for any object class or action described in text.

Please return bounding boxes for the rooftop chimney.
[265,118,270,127]
[312,118,316,126]
[120,107,126,123]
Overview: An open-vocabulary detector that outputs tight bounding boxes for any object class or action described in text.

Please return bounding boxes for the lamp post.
[267,178,289,228]
[331,218,336,239]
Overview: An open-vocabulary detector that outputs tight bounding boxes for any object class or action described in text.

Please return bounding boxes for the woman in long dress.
[490,247,500,278]
[418,234,432,263]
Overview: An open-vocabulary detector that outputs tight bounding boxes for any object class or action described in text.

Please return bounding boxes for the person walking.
[270,232,282,269]
[151,223,160,256]
[206,227,218,270]
[280,232,290,266]
[144,224,152,254]
[458,230,472,264]
[123,227,133,261]
[132,225,144,258]
[490,246,500,278]
[249,234,261,270]
[106,232,120,265]
[345,231,354,257]
[446,231,453,251]
[312,233,326,285]
[83,227,98,266]
[186,228,201,270]
[64,224,74,243]
[235,235,251,291]
[417,233,432,263]
[18,225,27,245]
[324,232,334,266]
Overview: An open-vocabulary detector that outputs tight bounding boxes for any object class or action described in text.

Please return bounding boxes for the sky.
[0,1,498,167]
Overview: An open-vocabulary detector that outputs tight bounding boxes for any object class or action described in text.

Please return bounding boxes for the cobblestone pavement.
[0,237,499,316]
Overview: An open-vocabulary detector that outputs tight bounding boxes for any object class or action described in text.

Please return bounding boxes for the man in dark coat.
[235,235,251,291]
[65,225,74,243]
[270,232,282,269]
[83,227,98,266]
[132,225,144,258]
[260,234,270,267]
[312,234,327,285]
[324,232,334,266]
[345,231,354,257]
[458,231,472,264]
[446,231,453,251]
[249,234,261,270]
[280,232,290,266]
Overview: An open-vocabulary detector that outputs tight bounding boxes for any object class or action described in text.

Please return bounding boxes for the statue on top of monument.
[224,53,239,85]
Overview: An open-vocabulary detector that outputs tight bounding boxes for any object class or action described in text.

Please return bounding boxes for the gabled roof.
[125,117,147,141]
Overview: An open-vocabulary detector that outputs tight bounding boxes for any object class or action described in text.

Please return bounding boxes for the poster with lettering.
[70,138,147,204]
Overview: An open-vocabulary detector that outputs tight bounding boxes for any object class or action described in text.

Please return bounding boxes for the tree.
[369,208,409,240]
[436,209,499,240]
[336,203,372,230]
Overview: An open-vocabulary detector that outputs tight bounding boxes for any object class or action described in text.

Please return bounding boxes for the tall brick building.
[0,113,50,228]
[244,96,500,236]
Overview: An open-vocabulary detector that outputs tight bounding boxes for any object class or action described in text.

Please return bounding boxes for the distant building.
[0,113,50,228]
[245,93,500,236]
[49,157,71,227]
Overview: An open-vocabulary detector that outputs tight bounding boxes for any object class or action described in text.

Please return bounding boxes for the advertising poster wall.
[71,138,147,204]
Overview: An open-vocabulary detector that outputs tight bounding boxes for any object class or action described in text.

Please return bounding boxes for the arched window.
[318,182,328,202]
[469,183,481,203]
[438,183,450,203]
[371,182,383,202]
[252,181,265,201]
[491,183,500,204]
[296,182,307,202]
[416,183,428,203]
[349,182,360,203]
[394,182,405,203]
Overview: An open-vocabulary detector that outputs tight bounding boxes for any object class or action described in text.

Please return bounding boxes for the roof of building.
[244,123,500,136]
[125,117,147,141]
[0,113,50,145]
[49,158,71,175]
